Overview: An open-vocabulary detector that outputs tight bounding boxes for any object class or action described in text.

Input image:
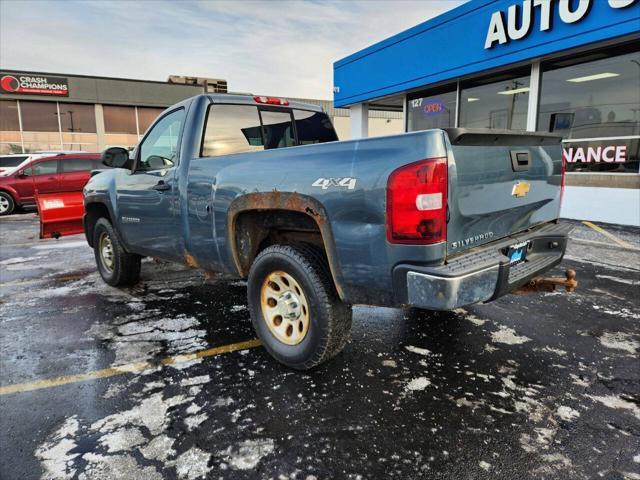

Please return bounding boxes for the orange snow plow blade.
[35,191,85,239]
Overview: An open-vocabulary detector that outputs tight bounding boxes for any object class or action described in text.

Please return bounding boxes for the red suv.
[0,153,103,216]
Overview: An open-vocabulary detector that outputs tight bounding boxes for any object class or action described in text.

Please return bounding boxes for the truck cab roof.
[206,94,324,112]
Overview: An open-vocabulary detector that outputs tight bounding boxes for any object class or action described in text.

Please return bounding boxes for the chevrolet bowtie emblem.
[512,181,530,198]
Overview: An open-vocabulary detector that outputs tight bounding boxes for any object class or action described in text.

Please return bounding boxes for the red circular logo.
[1,75,19,92]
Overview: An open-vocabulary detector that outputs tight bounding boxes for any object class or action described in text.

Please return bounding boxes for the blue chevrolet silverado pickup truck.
[84,93,571,369]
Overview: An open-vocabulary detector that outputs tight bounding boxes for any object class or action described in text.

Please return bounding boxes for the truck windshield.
[201,104,338,157]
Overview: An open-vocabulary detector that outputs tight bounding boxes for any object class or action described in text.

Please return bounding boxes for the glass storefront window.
[539,50,640,139]
[137,107,165,135]
[20,101,59,132]
[539,47,640,173]
[58,103,96,133]
[103,105,137,134]
[407,87,457,131]
[0,100,20,131]
[460,71,530,130]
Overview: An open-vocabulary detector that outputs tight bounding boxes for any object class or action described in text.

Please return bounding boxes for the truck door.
[116,108,185,260]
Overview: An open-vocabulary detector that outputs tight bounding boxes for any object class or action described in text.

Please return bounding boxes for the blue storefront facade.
[334,0,640,225]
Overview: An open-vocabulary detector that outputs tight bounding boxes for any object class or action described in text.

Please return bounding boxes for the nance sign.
[0,73,69,96]
[563,142,628,164]
[484,0,638,49]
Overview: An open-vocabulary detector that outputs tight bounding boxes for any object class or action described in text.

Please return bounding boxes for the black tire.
[247,243,352,370]
[0,191,15,216]
[93,217,141,286]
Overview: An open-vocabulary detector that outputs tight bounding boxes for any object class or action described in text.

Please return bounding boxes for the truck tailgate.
[444,128,563,256]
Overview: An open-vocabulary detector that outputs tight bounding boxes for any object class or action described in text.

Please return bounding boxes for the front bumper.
[394,222,573,310]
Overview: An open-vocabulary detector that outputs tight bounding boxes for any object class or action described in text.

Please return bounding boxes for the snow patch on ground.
[596,274,640,286]
[219,438,275,470]
[598,331,639,355]
[173,446,212,479]
[491,326,531,345]
[180,375,211,387]
[587,394,640,420]
[406,377,431,391]
[98,427,146,453]
[0,256,40,265]
[556,406,580,422]
[541,346,568,356]
[405,345,432,356]
[139,434,176,463]
[34,416,80,480]
[593,305,640,320]
[91,392,191,436]
[79,453,162,480]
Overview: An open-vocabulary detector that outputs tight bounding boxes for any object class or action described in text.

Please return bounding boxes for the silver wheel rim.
[260,271,310,345]
[99,232,114,272]
[0,196,9,214]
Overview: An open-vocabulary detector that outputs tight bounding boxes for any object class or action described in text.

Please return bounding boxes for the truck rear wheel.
[247,243,352,370]
[93,217,141,286]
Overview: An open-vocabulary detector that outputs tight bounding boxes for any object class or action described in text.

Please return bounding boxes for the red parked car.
[0,153,103,216]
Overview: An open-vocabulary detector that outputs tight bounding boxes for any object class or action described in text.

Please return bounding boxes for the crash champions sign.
[0,73,69,96]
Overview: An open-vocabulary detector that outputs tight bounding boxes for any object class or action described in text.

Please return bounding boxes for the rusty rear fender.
[227,192,346,301]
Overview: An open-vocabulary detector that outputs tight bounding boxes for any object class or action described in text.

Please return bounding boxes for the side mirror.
[102,147,132,169]
[17,169,29,178]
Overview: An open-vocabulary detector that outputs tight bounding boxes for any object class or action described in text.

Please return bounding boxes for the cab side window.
[138,109,185,170]
[33,160,58,176]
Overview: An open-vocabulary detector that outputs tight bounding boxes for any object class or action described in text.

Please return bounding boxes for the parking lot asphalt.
[0,213,638,480]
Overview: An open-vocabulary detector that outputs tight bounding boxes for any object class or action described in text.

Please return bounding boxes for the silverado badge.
[512,181,530,198]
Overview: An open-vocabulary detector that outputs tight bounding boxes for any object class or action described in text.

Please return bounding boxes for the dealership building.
[334,0,640,225]
[0,72,402,155]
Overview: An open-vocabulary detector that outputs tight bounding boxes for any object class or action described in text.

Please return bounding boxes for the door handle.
[152,181,171,192]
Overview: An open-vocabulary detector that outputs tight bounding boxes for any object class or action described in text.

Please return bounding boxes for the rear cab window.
[200,104,337,157]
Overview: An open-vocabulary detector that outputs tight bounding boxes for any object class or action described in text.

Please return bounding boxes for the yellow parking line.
[0,338,262,396]
[582,221,634,249]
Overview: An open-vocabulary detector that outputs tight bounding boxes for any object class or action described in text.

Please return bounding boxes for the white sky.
[0,0,466,99]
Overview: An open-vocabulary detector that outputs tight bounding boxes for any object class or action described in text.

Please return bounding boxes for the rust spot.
[204,270,218,282]
[513,269,577,294]
[51,271,90,282]
[184,252,199,269]
[305,206,319,217]
[227,191,344,300]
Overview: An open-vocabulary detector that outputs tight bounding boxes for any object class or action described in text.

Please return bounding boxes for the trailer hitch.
[514,269,577,294]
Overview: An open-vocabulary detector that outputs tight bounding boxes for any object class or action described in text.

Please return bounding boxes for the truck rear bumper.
[394,222,573,311]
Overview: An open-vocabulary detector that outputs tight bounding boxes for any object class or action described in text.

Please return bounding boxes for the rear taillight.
[386,157,448,244]
[254,96,289,106]
[560,151,566,206]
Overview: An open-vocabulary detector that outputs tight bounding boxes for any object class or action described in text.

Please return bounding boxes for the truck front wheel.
[247,244,352,370]
[93,217,141,286]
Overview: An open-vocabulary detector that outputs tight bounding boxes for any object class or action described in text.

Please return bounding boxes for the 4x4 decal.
[312,177,357,190]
